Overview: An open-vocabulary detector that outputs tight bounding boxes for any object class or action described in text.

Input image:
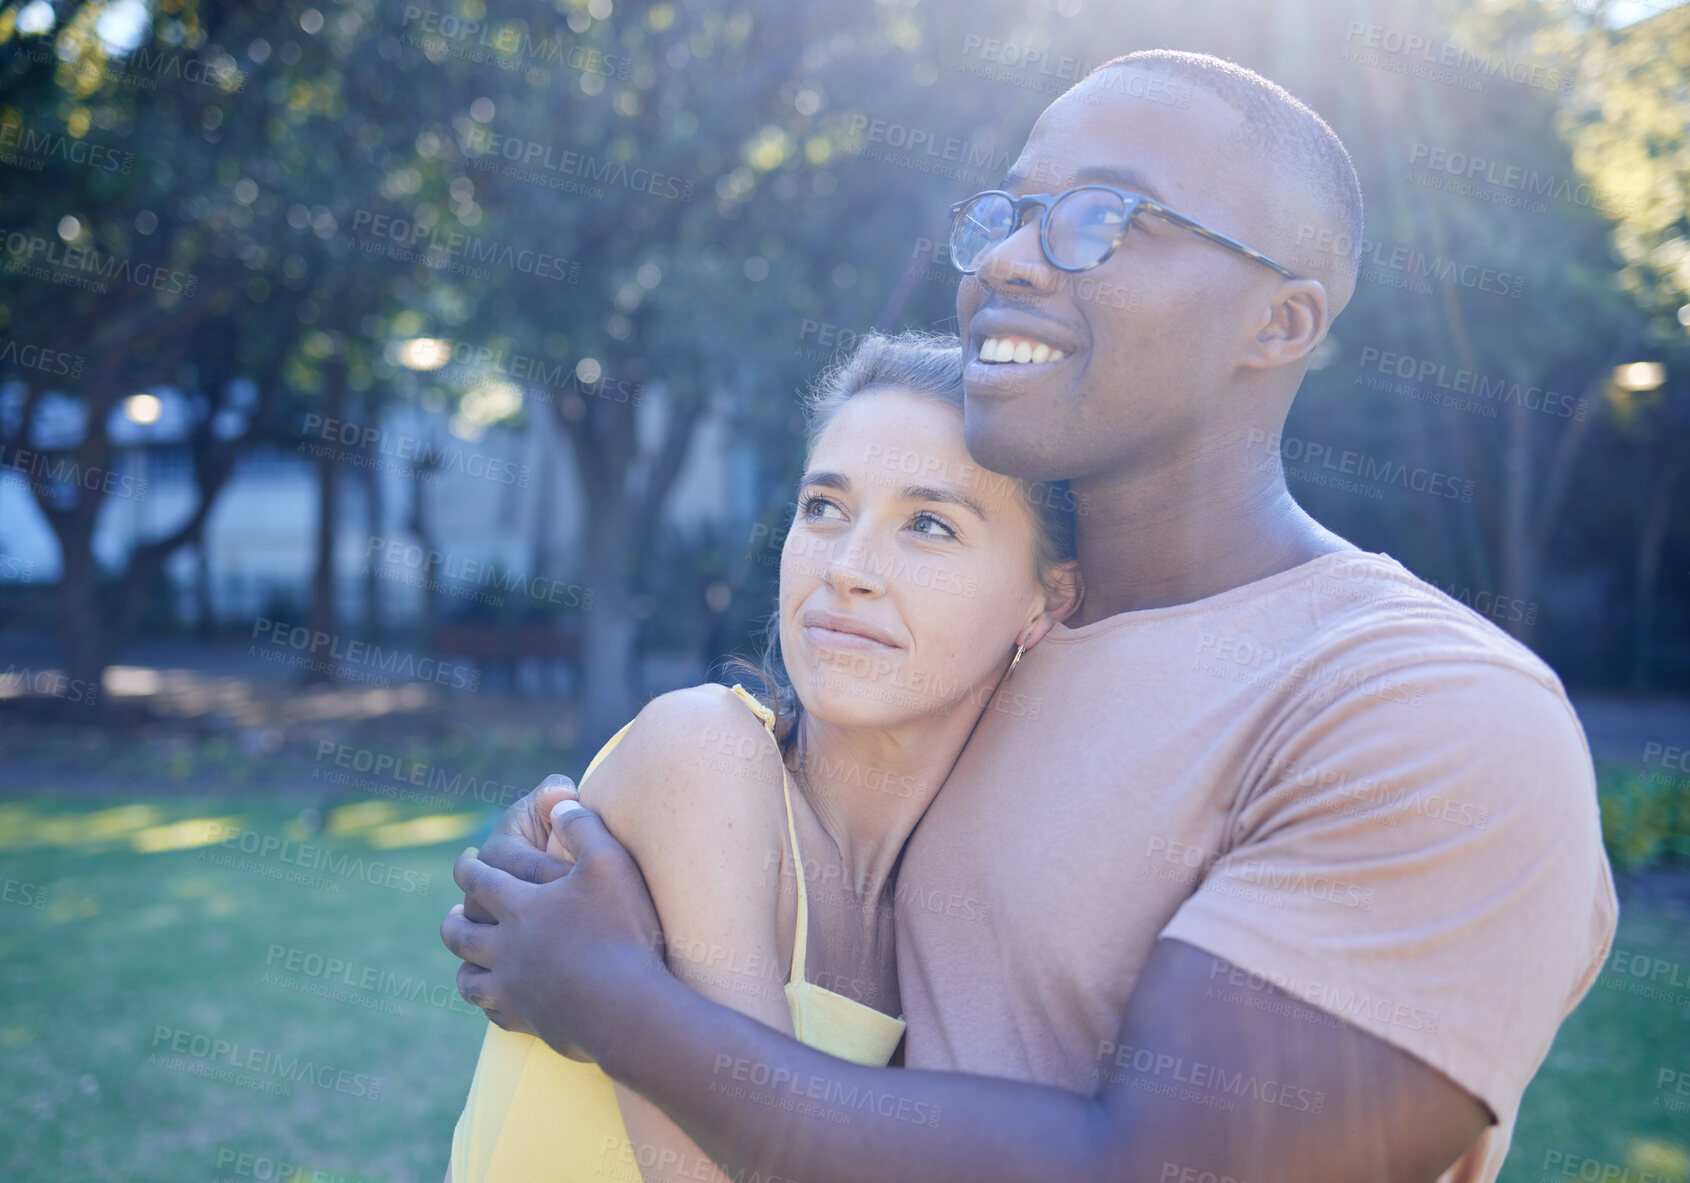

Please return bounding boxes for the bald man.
[444,50,1616,1182]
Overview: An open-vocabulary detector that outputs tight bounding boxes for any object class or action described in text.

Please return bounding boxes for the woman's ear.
[1022,560,1084,650]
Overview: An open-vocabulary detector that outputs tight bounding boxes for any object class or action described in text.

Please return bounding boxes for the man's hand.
[460,774,578,922]
[441,801,669,1060]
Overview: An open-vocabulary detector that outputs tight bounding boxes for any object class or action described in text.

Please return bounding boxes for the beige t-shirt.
[896,549,1617,1183]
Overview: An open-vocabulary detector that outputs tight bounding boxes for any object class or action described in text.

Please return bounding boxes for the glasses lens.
[949,193,1015,273]
[1046,188,1130,270]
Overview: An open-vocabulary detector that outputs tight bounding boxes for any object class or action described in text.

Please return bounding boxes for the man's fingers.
[548,801,625,868]
[455,959,498,1010]
[452,849,522,923]
[480,829,570,885]
[443,908,493,971]
[532,774,579,823]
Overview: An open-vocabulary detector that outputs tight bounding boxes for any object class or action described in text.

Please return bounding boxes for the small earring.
[1009,642,1025,674]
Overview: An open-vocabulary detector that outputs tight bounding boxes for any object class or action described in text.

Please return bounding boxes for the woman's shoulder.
[585,683,789,842]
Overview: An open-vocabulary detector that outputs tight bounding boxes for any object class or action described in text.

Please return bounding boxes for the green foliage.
[1,0,1686,697]
[1599,761,1690,870]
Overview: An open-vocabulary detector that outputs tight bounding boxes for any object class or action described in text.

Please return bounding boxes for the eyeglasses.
[947,185,1301,280]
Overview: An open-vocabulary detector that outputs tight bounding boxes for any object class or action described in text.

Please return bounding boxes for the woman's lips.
[802,624,897,654]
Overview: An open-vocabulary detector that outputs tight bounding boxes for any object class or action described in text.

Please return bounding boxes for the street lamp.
[124,392,162,423]
[394,337,452,371]
[1612,362,1666,392]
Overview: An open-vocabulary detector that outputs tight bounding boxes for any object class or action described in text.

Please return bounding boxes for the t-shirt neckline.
[1047,548,1400,642]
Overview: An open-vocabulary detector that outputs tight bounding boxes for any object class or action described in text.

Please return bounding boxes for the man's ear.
[1022,560,1084,650]
[1241,279,1328,370]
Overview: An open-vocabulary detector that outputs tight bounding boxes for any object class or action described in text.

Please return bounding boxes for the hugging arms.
[449,783,1490,1183]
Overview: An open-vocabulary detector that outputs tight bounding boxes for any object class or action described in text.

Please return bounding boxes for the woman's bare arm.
[575,684,799,1183]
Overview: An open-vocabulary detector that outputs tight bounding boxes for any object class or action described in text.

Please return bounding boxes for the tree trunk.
[195,536,215,638]
[360,387,384,642]
[1631,458,1683,691]
[407,450,441,649]
[578,487,640,746]
[308,357,347,682]
[563,385,709,750]
[58,522,106,695]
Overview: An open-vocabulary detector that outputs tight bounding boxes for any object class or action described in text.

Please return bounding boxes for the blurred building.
[0,383,755,632]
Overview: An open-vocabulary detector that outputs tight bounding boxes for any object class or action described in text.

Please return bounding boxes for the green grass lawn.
[1,795,1687,1182]
[0,797,494,1183]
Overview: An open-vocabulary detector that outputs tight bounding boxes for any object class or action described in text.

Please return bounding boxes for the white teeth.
[979,336,1067,364]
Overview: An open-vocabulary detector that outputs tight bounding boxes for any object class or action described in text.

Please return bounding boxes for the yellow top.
[450,685,907,1182]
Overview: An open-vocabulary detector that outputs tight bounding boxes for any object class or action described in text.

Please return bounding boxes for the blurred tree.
[1554,0,1690,688]
[3,0,1685,725]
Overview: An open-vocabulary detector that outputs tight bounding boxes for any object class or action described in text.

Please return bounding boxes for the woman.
[448,330,1081,1182]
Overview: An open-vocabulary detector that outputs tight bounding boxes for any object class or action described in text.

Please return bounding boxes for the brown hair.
[726,330,1076,749]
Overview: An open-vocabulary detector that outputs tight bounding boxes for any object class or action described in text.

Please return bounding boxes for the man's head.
[954,49,1363,484]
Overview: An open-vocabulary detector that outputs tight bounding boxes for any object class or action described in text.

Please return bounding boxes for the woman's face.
[778,386,1055,731]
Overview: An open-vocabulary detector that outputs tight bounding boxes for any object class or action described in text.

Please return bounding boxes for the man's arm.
[444,807,1488,1183]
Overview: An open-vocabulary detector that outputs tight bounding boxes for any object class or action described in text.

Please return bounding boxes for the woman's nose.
[821,549,888,597]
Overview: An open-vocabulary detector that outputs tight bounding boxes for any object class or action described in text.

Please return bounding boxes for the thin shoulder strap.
[727,685,810,987]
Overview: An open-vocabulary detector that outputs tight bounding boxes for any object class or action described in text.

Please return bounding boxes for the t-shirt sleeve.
[1159,656,1618,1120]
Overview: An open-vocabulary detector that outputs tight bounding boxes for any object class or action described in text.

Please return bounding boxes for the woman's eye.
[799,494,845,521]
[910,512,957,539]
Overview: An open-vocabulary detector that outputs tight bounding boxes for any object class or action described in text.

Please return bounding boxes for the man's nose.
[974,216,1063,295]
